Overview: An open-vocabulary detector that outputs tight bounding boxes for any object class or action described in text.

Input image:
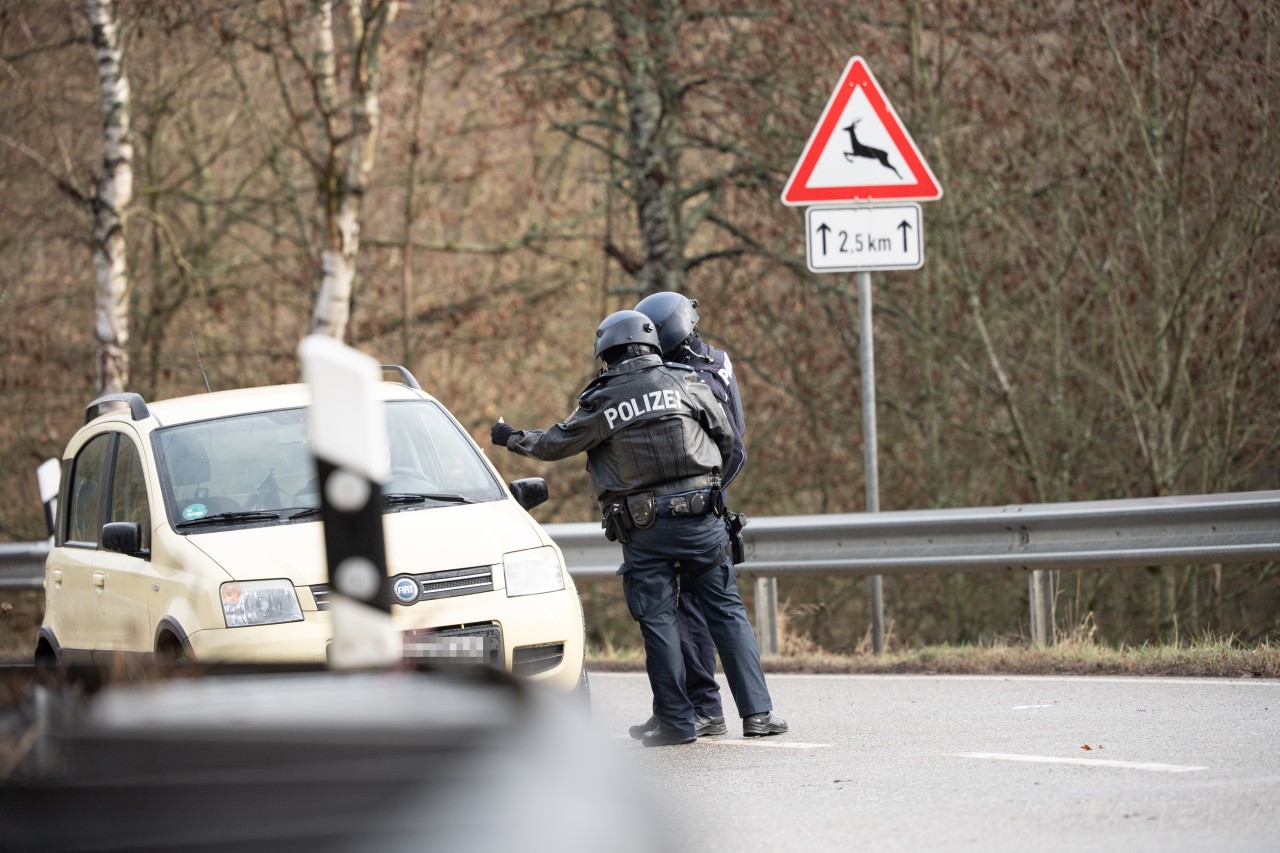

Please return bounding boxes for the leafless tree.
[304,0,399,341]
[81,0,135,393]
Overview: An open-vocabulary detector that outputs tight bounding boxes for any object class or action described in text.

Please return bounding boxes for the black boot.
[743,712,788,737]
[641,725,697,747]
[628,715,659,740]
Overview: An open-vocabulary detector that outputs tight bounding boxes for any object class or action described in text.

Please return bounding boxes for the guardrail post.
[1029,569,1055,646]
[754,577,779,656]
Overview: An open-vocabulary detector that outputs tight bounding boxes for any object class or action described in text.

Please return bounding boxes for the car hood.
[182,500,550,587]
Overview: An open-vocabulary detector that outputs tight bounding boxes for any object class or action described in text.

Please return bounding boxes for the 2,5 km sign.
[805,204,922,272]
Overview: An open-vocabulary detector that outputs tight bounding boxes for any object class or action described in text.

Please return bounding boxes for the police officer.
[627,292,745,741]
[491,310,788,746]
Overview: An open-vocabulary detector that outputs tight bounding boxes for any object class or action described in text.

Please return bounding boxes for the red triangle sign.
[782,57,942,206]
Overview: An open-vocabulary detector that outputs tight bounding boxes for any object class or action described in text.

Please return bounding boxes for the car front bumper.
[184,586,586,692]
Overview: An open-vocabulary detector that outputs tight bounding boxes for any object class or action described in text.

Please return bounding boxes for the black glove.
[491,421,518,447]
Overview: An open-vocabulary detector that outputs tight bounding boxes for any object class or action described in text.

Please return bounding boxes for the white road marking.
[606,734,827,749]
[701,739,827,749]
[759,673,1280,689]
[947,752,1208,773]
[1011,704,1055,709]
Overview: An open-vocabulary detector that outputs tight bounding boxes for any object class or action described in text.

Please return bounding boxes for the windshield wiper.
[176,510,283,529]
[287,507,324,520]
[382,492,476,505]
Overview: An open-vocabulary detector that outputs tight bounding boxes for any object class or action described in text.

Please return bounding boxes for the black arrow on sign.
[816,222,831,255]
[897,219,913,253]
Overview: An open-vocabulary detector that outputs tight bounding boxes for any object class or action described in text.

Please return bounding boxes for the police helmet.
[593,309,661,359]
[634,291,699,354]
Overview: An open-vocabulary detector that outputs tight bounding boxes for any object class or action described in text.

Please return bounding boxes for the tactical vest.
[507,354,734,504]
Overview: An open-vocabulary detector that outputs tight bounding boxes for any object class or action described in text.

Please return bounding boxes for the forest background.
[0,0,1276,656]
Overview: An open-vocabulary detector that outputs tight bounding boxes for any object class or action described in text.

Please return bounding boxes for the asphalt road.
[584,671,1280,853]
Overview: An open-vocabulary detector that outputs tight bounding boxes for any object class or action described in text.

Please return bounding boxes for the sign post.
[783,57,943,655]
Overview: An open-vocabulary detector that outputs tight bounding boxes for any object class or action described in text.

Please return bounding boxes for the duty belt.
[655,489,712,517]
[600,488,716,543]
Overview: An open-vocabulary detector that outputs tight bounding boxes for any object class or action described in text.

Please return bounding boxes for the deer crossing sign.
[781,56,942,206]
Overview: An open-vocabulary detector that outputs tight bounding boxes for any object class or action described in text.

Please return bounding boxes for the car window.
[158,410,314,522]
[156,400,503,530]
[385,401,504,500]
[109,437,150,546]
[67,433,111,545]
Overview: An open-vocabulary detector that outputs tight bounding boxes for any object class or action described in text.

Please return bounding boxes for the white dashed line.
[947,752,1207,773]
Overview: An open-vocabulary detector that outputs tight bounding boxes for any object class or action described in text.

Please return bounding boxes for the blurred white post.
[37,458,60,541]
[299,334,400,670]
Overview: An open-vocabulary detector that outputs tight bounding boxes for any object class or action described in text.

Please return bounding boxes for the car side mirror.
[102,521,147,557]
[508,478,549,511]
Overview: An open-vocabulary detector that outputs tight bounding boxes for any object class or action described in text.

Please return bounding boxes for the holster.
[601,500,631,544]
[725,511,748,563]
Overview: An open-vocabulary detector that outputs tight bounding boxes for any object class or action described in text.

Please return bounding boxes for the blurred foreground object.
[0,664,661,853]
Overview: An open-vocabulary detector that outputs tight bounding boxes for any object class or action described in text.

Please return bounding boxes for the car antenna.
[190,331,212,393]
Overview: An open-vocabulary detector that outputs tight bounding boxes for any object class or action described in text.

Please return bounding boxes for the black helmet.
[634,291,699,354]
[594,309,661,359]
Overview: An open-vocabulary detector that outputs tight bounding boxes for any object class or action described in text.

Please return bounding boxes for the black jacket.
[674,338,746,486]
[504,354,733,505]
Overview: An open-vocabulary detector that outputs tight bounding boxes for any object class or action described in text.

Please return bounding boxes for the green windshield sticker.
[183,504,208,520]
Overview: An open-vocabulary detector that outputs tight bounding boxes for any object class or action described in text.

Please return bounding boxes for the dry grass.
[587,643,1280,679]
[587,623,1280,681]
[0,591,41,661]
[757,612,1279,678]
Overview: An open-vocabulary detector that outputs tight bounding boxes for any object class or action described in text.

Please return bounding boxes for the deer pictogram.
[842,119,901,178]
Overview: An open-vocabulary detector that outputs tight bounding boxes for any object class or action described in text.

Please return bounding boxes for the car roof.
[91,381,432,430]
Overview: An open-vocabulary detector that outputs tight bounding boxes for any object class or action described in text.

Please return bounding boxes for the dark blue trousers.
[621,514,771,737]
[674,584,723,717]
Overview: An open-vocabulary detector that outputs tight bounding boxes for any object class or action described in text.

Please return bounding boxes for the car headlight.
[221,579,304,627]
[504,546,565,597]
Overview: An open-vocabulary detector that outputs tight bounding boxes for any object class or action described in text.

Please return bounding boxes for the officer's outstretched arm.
[506,405,605,462]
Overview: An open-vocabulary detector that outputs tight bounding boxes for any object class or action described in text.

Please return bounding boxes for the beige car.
[36,370,587,695]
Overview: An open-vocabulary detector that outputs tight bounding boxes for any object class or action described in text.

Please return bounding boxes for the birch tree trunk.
[84,0,134,394]
[309,0,399,342]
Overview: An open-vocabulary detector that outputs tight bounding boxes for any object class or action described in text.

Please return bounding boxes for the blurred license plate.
[403,633,488,662]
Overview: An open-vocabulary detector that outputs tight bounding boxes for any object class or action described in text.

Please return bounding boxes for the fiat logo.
[392,576,420,604]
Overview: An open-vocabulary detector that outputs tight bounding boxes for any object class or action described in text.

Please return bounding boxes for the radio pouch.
[626,492,656,529]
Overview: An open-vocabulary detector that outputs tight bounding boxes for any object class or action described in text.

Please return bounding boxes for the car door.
[46,432,112,660]
[92,431,155,659]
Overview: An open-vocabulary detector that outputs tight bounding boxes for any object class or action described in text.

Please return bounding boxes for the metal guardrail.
[0,541,50,590]
[4,490,1278,644]
[546,489,1280,651]
[545,490,1280,577]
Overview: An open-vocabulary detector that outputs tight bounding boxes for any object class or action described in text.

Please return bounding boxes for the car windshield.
[157,400,504,530]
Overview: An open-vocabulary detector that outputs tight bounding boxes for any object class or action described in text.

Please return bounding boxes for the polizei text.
[603,389,680,429]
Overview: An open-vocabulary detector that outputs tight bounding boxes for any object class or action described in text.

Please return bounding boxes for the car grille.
[512,642,564,677]
[311,564,494,609]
